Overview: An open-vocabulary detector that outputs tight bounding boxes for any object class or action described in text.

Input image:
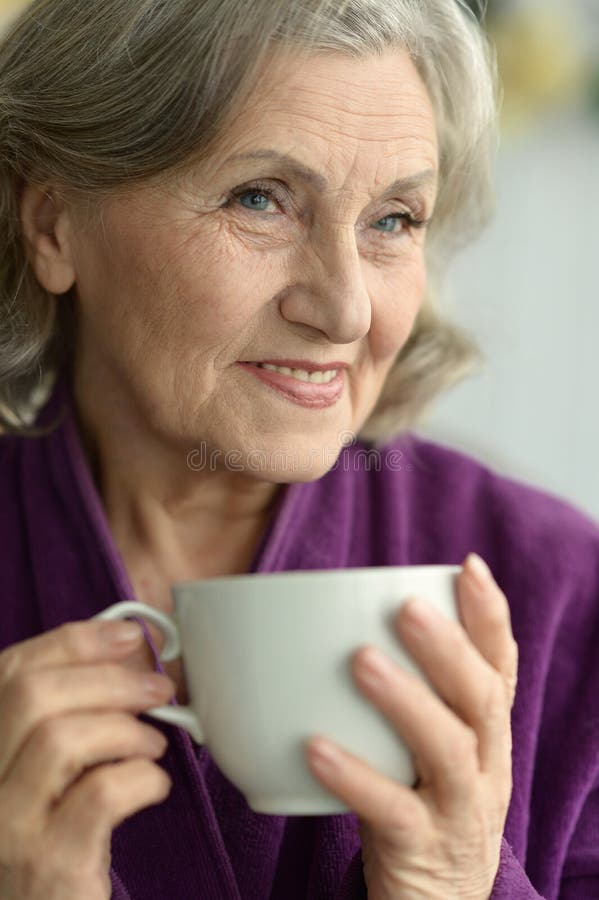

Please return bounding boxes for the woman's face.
[67,48,438,481]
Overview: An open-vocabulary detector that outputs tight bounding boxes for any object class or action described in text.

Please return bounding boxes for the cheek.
[369,255,427,360]
[164,221,286,330]
[132,227,273,350]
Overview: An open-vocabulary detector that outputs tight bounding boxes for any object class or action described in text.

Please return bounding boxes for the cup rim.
[173,564,463,590]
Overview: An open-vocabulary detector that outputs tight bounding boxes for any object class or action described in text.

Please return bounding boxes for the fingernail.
[358,647,393,683]
[142,674,175,700]
[308,738,340,774]
[401,597,437,630]
[101,620,143,645]
[465,553,490,588]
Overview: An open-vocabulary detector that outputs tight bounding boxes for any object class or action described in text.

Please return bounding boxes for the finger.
[1,712,168,819]
[50,758,172,860]
[0,664,174,777]
[0,620,146,687]
[351,645,481,807]
[306,733,429,843]
[395,598,512,781]
[457,554,519,709]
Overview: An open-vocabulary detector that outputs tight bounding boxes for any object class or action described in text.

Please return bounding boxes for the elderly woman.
[0,0,598,898]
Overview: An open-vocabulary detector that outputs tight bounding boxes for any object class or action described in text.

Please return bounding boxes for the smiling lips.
[236,361,346,408]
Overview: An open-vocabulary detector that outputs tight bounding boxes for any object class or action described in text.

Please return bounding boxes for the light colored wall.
[419,107,599,522]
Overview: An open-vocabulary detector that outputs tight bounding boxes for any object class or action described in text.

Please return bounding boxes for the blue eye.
[237,190,275,212]
[228,181,287,214]
[372,215,406,234]
[228,184,428,237]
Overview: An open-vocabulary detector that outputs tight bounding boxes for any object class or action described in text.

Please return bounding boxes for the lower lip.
[236,362,345,409]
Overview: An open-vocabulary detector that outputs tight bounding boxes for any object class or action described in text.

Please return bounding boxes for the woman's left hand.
[305,553,518,900]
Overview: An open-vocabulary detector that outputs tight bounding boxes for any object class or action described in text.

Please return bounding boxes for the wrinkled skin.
[306,554,517,900]
[0,620,174,899]
[14,46,515,899]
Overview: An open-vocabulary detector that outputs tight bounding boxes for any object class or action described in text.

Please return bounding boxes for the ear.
[19,183,76,294]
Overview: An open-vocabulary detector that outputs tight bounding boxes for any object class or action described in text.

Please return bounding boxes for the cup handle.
[93,601,204,744]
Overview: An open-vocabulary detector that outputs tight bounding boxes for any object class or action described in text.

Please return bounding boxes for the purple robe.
[2,370,599,899]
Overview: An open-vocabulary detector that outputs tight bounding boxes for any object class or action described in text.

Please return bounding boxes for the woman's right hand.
[0,619,175,900]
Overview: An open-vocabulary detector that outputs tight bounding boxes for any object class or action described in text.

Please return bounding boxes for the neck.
[72,363,281,585]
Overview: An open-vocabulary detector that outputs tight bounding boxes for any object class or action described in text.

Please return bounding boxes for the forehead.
[216,48,438,183]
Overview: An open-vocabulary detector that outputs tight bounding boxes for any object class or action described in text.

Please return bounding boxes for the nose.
[279,226,372,344]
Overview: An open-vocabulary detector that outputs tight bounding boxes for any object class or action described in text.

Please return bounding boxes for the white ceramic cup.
[94,565,461,815]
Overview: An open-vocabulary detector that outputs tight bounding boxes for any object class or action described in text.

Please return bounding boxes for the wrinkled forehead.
[205,48,439,194]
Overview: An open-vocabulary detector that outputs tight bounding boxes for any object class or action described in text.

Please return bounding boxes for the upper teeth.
[257,363,338,384]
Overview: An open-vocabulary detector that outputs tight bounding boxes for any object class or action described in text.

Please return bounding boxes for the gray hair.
[0,0,497,443]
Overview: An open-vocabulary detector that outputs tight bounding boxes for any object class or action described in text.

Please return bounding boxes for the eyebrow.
[224,149,437,199]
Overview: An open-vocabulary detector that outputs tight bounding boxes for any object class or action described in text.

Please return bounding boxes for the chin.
[239,442,346,484]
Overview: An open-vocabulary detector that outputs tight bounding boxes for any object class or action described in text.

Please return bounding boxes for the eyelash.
[227,181,429,235]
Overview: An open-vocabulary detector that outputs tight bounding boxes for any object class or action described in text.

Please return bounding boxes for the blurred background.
[421,0,599,521]
[1,0,598,519]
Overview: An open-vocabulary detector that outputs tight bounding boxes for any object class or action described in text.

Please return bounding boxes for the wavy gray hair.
[0,0,497,442]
